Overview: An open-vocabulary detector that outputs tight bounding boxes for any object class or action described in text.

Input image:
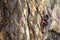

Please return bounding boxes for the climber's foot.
[41,27,46,34]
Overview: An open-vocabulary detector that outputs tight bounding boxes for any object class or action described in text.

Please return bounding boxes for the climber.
[40,15,49,33]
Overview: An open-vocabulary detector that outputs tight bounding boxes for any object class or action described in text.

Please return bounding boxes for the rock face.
[0,0,60,40]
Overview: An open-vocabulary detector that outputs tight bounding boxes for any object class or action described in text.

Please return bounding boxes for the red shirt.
[41,18,45,24]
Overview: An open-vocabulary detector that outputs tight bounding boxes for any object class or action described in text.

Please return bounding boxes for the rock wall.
[0,0,60,40]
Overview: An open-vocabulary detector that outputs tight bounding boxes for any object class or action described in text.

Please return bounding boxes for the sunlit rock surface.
[0,0,60,40]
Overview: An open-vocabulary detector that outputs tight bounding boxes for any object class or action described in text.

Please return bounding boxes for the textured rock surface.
[0,0,60,40]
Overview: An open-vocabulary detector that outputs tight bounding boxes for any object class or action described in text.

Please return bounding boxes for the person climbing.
[36,6,49,33]
[40,15,49,33]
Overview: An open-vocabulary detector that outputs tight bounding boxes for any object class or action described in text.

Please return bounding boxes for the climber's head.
[46,15,49,18]
[44,15,49,20]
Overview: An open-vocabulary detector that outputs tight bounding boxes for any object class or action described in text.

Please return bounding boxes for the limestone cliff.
[0,0,60,40]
